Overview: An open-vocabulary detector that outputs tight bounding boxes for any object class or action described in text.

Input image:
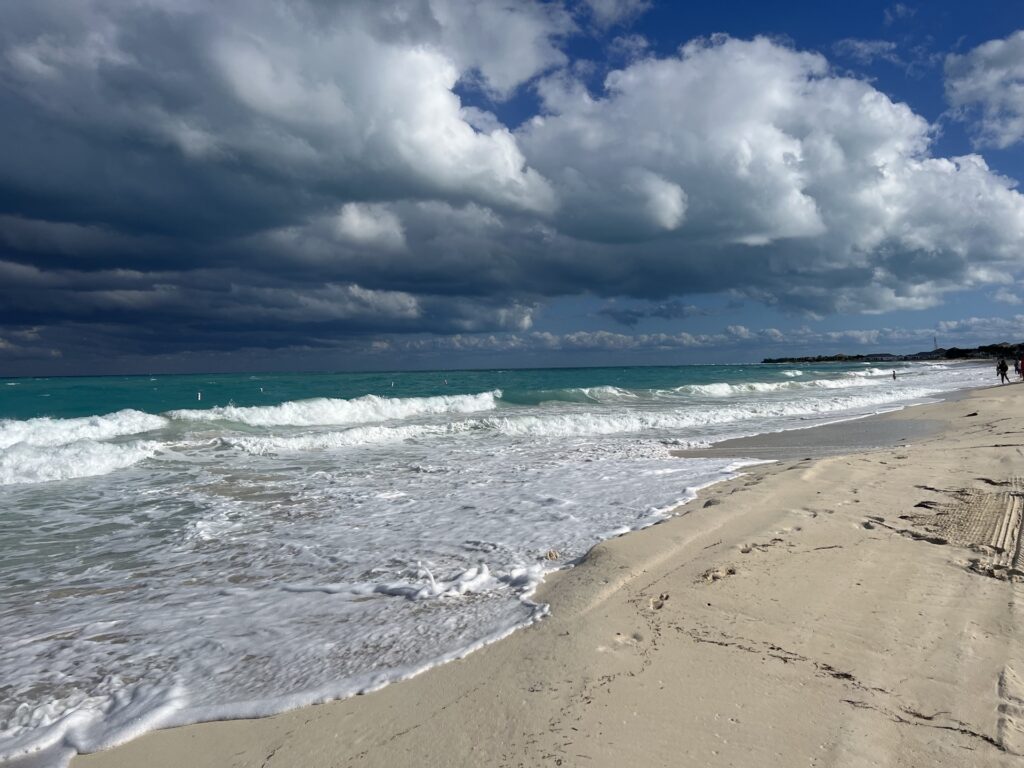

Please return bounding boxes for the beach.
[4,1,1023,764]
[62,379,1024,767]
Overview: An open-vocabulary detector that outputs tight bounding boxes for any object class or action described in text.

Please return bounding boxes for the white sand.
[74,385,1024,766]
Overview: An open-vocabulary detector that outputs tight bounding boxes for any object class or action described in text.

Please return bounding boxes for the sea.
[0,361,990,765]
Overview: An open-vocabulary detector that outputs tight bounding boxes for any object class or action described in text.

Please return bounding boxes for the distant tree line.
[762,342,1022,364]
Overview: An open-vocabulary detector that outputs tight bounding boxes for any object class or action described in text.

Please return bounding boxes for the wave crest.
[168,391,500,427]
[0,409,167,450]
[0,440,161,486]
[678,377,882,396]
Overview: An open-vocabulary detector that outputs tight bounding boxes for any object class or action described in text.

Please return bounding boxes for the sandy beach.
[71,381,1024,767]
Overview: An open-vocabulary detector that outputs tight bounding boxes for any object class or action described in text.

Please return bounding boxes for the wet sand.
[74,383,1024,767]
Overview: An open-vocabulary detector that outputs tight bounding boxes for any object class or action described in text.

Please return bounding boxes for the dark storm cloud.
[598,300,707,326]
[0,1,1023,370]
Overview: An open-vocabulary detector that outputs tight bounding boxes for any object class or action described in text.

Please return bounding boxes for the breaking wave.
[677,377,883,396]
[0,440,161,486]
[228,384,943,453]
[167,391,501,427]
[0,409,167,450]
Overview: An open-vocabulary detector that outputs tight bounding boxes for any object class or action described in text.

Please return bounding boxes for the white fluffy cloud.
[428,0,574,98]
[335,204,407,251]
[945,30,1024,149]
[523,37,840,244]
[515,35,1024,313]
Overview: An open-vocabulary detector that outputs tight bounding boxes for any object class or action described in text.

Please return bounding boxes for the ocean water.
[0,362,989,765]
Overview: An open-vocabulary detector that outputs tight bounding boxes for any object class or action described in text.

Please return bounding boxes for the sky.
[1,0,1024,375]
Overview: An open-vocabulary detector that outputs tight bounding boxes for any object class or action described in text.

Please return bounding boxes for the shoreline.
[65,379,1024,766]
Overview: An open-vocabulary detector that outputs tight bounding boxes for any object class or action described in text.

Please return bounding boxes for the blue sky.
[1,0,1023,374]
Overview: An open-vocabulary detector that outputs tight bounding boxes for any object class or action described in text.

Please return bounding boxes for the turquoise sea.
[0,362,917,420]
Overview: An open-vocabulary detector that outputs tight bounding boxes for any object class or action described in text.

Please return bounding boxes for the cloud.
[825,328,881,345]
[428,0,575,99]
[418,328,717,353]
[580,0,652,29]
[935,315,1024,340]
[994,287,1024,305]
[945,30,1024,149]
[335,204,407,251]
[519,36,1024,310]
[2,0,557,222]
[599,300,707,326]
[608,33,650,62]
[524,37,863,247]
[833,39,902,66]
[374,319,1011,359]
[726,324,755,340]
[883,3,916,26]
[0,6,1023,369]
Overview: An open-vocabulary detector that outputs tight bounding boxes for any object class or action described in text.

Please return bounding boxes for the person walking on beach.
[998,358,1010,384]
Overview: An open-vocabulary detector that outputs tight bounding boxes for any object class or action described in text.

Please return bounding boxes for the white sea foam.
[677,376,881,396]
[0,409,167,449]
[0,448,748,765]
[227,384,949,452]
[225,421,480,454]
[780,369,803,377]
[514,387,932,435]
[579,385,639,401]
[804,377,881,389]
[167,391,500,427]
[845,367,890,377]
[0,440,161,486]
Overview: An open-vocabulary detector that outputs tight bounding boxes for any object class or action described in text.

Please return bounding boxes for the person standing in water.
[998,358,1010,384]
[892,370,896,381]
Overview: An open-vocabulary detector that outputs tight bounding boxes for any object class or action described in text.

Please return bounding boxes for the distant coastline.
[762,341,1021,365]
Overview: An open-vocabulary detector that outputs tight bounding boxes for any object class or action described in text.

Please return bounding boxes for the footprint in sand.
[740,537,793,554]
[740,542,770,554]
[649,592,670,610]
[699,565,737,583]
[613,630,645,648]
